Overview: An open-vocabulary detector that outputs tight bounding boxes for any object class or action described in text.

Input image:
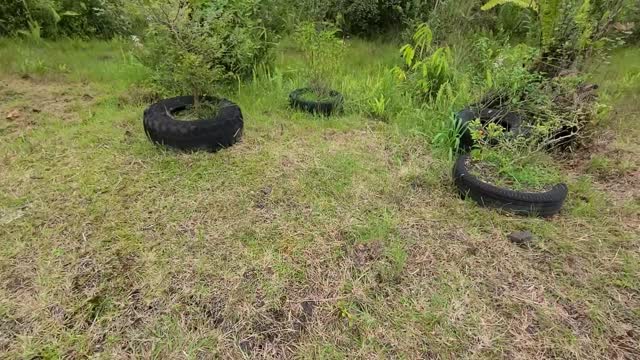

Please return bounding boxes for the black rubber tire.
[453,155,568,217]
[289,88,344,116]
[456,108,523,150]
[143,96,243,152]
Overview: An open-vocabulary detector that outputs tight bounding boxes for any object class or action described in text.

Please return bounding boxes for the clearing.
[0,40,639,359]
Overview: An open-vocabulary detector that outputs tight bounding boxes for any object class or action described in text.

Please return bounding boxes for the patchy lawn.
[0,40,638,359]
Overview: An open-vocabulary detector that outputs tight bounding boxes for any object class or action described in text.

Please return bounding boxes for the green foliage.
[0,0,134,38]
[293,22,345,89]
[574,0,594,50]
[468,147,564,191]
[468,119,506,146]
[367,93,389,121]
[482,0,539,11]
[334,0,381,35]
[137,0,274,106]
[473,37,540,97]
[433,115,466,160]
[288,0,490,38]
[18,20,43,42]
[394,24,454,100]
[538,0,560,49]
[407,0,491,43]
[482,0,630,71]
[326,0,410,36]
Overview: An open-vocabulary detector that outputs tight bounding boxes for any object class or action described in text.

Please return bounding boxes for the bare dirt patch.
[0,77,95,132]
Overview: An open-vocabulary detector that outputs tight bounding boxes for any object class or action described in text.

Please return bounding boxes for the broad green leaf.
[481,0,538,12]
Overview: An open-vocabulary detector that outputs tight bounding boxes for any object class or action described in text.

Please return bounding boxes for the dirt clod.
[508,231,534,246]
[6,109,20,120]
[352,241,383,267]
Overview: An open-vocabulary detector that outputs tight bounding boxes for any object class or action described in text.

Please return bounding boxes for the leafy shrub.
[136,0,274,107]
[0,0,134,39]
[56,0,132,39]
[473,37,540,99]
[458,35,602,153]
[481,0,632,75]
[293,22,346,90]
[393,24,455,100]
[288,0,489,37]
[334,0,403,35]
[292,0,401,36]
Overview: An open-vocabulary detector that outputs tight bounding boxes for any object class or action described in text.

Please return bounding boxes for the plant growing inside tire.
[453,147,569,217]
[135,0,273,151]
[290,22,346,116]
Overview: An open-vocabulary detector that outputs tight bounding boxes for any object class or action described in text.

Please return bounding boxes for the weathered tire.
[143,96,243,152]
[453,155,568,217]
[456,108,523,150]
[289,88,343,116]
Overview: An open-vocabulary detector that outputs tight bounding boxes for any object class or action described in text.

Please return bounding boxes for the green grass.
[468,148,565,191]
[0,38,639,359]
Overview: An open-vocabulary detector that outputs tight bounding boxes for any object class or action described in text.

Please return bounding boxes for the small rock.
[508,231,534,246]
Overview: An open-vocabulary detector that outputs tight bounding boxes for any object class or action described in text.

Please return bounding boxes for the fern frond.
[413,23,433,55]
[400,44,415,67]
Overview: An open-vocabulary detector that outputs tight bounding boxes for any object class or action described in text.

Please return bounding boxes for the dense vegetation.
[1,0,639,358]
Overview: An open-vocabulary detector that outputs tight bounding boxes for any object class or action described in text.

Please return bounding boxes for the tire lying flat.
[143,96,243,152]
[453,155,568,217]
[289,88,343,116]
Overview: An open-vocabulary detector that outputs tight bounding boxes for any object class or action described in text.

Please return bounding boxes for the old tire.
[453,155,568,217]
[289,88,343,116]
[456,108,523,150]
[143,96,243,152]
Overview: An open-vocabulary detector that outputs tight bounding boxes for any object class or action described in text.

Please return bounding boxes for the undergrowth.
[0,7,639,358]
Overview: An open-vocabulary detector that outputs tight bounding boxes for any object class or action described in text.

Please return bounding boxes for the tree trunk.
[193,91,200,110]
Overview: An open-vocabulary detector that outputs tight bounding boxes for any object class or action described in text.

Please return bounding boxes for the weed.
[468,147,565,191]
[18,58,48,77]
[433,114,466,160]
[366,94,389,122]
[293,21,346,91]
[394,24,455,100]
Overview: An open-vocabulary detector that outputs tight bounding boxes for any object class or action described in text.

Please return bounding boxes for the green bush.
[480,0,633,74]
[136,0,274,107]
[293,22,345,89]
[473,37,540,98]
[333,0,396,35]
[0,0,134,39]
[393,24,455,100]
[289,0,485,37]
